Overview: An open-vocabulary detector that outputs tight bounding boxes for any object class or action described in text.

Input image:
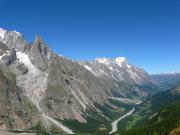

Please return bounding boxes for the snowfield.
[16,51,48,111]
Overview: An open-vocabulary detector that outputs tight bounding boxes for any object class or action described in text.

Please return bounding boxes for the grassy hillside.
[121,101,180,135]
[119,91,180,135]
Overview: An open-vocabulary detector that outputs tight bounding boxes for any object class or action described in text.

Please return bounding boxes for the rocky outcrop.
[0,64,38,130]
[170,127,180,135]
[28,35,51,71]
[0,49,16,65]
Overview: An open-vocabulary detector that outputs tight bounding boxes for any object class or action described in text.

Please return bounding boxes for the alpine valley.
[0,28,179,135]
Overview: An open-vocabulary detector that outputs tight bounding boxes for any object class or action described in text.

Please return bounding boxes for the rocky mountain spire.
[28,34,50,71]
[33,34,49,55]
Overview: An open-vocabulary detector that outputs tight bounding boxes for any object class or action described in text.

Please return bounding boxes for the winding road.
[109,107,135,134]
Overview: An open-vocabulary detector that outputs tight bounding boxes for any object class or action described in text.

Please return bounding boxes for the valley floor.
[109,107,135,134]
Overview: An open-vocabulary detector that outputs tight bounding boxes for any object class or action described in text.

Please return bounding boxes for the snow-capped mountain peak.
[12,30,22,36]
[0,28,27,52]
[0,28,23,45]
[0,28,7,40]
[95,57,110,65]
[114,57,128,67]
[0,28,22,38]
[80,56,153,85]
[95,56,129,67]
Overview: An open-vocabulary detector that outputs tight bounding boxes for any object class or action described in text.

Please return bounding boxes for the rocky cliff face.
[0,28,159,134]
[0,59,38,131]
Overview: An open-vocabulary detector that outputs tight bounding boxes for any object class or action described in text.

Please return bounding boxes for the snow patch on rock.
[115,57,127,67]
[16,51,48,111]
[0,28,6,42]
[42,114,75,134]
[84,65,92,71]
[0,53,6,60]
[12,30,22,36]
[84,65,100,76]
[16,52,75,134]
[95,57,110,65]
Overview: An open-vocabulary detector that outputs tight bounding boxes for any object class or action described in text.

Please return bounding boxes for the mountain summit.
[95,57,128,67]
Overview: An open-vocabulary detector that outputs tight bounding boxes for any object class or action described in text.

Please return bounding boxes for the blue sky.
[0,0,180,74]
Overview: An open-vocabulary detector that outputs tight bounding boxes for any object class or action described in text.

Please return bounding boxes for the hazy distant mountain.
[0,28,160,134]
[151,73,180,90]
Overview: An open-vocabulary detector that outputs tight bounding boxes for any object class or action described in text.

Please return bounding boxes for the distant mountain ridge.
[81,56,154,85]
[151,73,180,90]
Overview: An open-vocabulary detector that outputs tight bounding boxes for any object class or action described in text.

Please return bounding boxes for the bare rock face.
[28,35,51,71]
[1,49,16,65]
[0,65,38,130]
[42,54,108,121]
[170,127,180,135]
[0,42,8,55]
[0,123,7,130]
[16,64,28,74]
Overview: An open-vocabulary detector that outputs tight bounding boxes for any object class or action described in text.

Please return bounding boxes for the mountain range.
[0,28,179,135]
